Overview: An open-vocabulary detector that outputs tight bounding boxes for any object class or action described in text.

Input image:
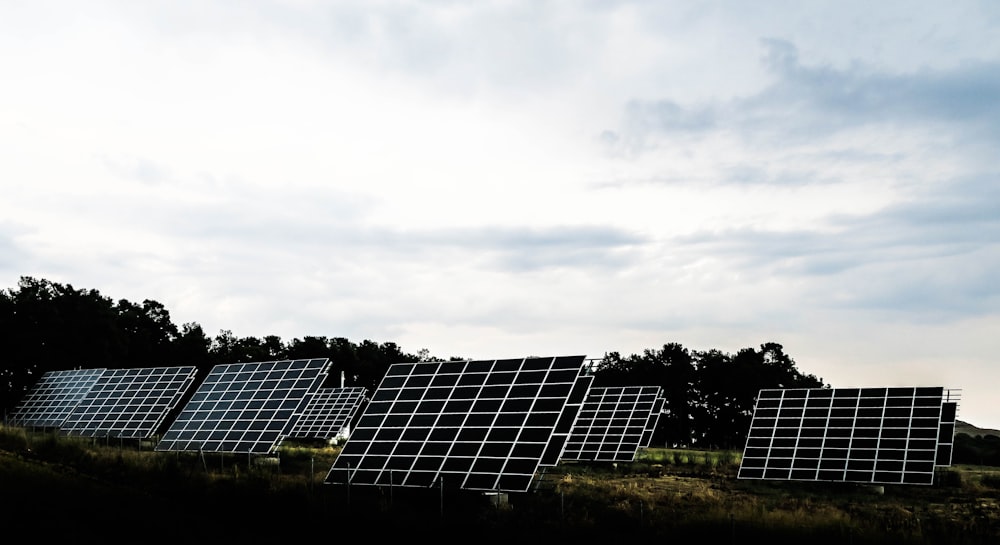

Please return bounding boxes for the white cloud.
[2,0,999,429]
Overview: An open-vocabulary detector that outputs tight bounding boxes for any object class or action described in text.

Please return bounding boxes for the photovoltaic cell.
[154,358,331,454]
[59,366,198,439]
[562,385,665,462]
[285,386,368,440]
[324,355,591,492]
[738,387,958,486]
[8,368,106,428]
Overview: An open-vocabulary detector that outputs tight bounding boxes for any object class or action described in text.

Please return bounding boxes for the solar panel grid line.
[839,389,862,483]
[154,359,330,454]
[538,370,593,467]
[739,386,950,485]
[561,386,604,460]
[874,389,898,484]
[8,368,107,428]
[603,390,627,457]
[641,394,665,447]
[618,389,647,456]
[566,388,608,460]
[770,389,798,481]
[612,389,631,456]
[60,366,199,439]
[286,386,368,440]
[935,397,958,467]
[562,385,662,463]
[324,355,590,492]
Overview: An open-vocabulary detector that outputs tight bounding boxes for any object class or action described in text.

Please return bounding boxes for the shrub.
[0,424,29,452]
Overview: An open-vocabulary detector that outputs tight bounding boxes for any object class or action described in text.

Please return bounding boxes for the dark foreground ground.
[3,434,999,544]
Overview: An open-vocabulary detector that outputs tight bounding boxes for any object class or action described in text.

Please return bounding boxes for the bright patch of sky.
[2,1,998,428]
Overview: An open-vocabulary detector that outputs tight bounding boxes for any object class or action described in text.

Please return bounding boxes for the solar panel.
[285,386,368,441]
[154,358,331,454]
[738,386,958,486]
[642,394,666,448]
[324,355,592,492]
[561,385,665,463]
[936,401,958,467]
[538,373,594,467]
[8,368,106,428]
[59,366,199,439]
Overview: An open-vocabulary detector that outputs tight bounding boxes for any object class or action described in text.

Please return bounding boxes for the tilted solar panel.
[154,358,331,454]
[641,394,666,448]
[562,385,665,463]
[60,366,198,439]
[324,355,591,492]
[285,386,368,441]
[738,386,958,486]
[936,401,958,467]
[538,373,594,467]
[8,368,106,428]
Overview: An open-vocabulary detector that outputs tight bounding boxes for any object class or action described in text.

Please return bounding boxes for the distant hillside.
[956,420,1000,438]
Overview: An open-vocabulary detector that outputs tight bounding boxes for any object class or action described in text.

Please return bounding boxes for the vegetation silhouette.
[3,276,822,449]
[2,275,1000,542]
[1,426,998,544]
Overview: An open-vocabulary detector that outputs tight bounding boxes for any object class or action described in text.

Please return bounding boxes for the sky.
[1,1,998,429]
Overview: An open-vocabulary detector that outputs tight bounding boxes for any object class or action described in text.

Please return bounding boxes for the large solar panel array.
[738,386,958,485]
[325,355,593,492]
[155,358,331,454]
[59,366,199,439]
[562,385,665,462]
[7,368,106,428]
[285,386,368,441]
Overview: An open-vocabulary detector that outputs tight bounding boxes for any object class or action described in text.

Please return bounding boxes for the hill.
[957,420,1000,438]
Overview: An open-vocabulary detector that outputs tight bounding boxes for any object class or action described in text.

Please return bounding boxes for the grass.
[2,424,999,543]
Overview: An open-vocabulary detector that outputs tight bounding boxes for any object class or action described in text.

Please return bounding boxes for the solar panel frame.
[561,385,665,463]
[285,386,368,441]
[738,386,955,486]
[324,355,591,492]
[8,368,106,428]
[59,366,199,439]
[154,358,331,454]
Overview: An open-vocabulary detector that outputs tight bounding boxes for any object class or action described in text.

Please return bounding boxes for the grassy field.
[2,426,998,543]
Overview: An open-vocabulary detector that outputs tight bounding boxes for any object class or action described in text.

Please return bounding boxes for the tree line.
[1,275,826,449]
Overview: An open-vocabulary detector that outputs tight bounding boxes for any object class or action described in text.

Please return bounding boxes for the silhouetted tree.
[327,336,362,388]
[954,433,1000,466]
[354,340,420,392]
[0,287,26,416]
[594,344,698,447]
[593,351,634,387]
[689,348,733,448]
[207,330,287,366]
[285,335,330,360]
[2,275,834,453]
[1,277,220,413]
[173,322,212,367]
[693,343,826,449]
[1,278,122,412]
[115,299,179,367]
[642,343,697,447]
[595,341,826,449]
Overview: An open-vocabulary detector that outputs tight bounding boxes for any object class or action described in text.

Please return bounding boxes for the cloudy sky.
[2,1,998,428]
